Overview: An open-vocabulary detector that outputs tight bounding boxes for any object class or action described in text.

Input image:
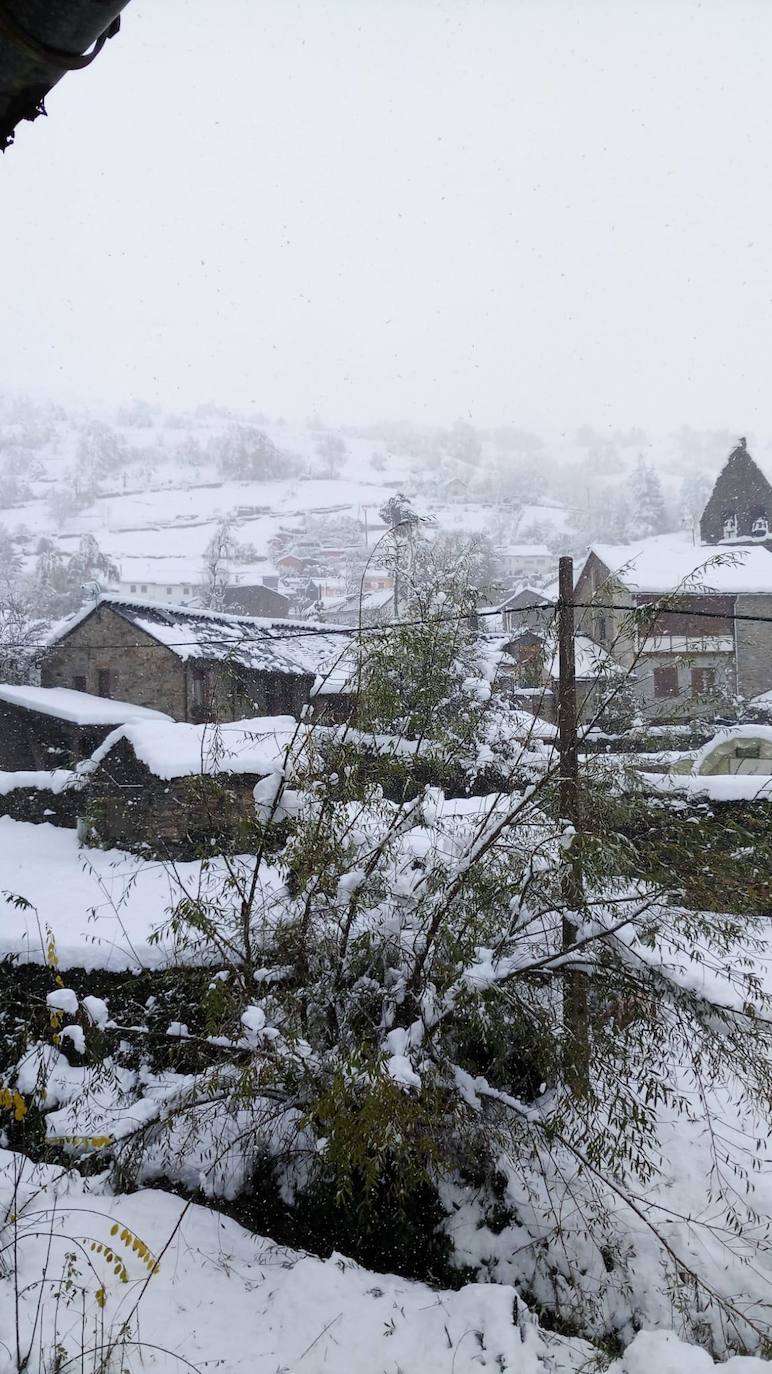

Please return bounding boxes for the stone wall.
[735,594,772,701]
[86,738,265,856]
[42,605,188,719]
[0,700,115,772]
[0,778,83,827]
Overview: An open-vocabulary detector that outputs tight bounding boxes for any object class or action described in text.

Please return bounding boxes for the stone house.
[317,587,394,627]
[496,587,556,637]
[83,717,298,856]
[574,535,772,718]
[0,683,170,771]
[41,595,346,725]
[220,584,290,617]
[475,623,614,726]
[700,440,772,546]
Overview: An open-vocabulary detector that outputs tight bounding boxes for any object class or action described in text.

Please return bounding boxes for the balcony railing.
[639,633,734,654]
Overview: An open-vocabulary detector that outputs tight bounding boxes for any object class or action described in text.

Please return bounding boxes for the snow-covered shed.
[41,594,347,725]
[82,716,300,855]
[0,684,170,773]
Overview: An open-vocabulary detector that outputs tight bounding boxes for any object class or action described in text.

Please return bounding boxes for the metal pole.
[557,556,588,1093]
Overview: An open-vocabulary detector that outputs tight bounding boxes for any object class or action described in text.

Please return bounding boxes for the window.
[73,675,87,693]
[140,584,147,593]
[722,512,738,540]
[653,665,679,699]
[596,616,607,642]
[129,584,137,593]
[191,669,206,708]
[183,586,190,596]
[691,666,716,697]
[166,586,173,595]
[97,668,112,698]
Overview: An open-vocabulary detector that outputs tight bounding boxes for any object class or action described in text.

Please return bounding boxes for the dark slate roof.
[48,594,349,679]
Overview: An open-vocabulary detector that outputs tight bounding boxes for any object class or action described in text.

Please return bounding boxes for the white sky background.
[1,0,772,433]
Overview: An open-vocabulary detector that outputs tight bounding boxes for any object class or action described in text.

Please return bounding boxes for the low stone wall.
[0,772,85,827]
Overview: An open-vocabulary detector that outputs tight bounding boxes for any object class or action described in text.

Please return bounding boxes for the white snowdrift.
[0,1152,764,1374]
[642,771,772,801]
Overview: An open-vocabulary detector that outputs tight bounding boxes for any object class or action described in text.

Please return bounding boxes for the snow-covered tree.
[678,470,712,534]
[31,535,118,618]
[0,587,44,682]
[201,518,237,609]
[315,432,347,478]
[214,425,299,480]
[629,457,667,537]
[444,418,482,466]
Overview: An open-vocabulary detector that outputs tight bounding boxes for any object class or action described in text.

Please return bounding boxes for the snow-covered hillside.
[4,396,767,616]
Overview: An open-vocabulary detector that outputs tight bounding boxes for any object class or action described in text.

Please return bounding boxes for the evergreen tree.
[678,470,712,534]
[32,535,118,618]
[629,457,666,536]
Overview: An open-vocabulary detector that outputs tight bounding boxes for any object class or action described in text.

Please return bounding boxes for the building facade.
[40,596,344,723]
[574,542,772,718]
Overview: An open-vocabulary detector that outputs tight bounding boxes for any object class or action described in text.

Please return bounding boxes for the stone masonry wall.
[41,605,188,719]
[734,594,772,702]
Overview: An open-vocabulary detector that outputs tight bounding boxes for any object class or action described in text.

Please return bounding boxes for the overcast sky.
[2,0,771,432]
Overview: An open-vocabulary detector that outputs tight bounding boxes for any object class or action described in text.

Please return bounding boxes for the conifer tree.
[630,457,666,536]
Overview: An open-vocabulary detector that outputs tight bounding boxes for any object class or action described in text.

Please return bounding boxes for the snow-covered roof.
[496,586,555,612]
[311,645,359,697]
[112,556,278,587]
[47,594,348,679]
[510,709,556,740]
[643,772,772,802]
[0,684,171,726]
[89,716,299,780]
[340,587,394,613]
[0,768,79,796]
[586,533,772,595]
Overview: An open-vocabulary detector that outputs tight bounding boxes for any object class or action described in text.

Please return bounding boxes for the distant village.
[0,436,771,852]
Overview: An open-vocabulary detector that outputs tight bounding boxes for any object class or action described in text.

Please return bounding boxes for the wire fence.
[1,597,770,655]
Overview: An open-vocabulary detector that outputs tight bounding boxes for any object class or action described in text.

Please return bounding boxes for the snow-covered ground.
[0,818,278,970]
[0,1151,764,1374]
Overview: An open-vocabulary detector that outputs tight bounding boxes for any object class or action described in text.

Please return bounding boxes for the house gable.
[700,441,772,545]
[42,603,188,719]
